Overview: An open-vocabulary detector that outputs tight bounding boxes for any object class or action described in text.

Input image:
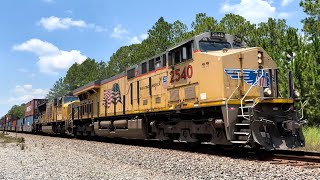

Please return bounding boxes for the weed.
[20,143,25,150]
[302,126,320,152]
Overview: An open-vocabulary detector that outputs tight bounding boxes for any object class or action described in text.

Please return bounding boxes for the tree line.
[4,1,320,124]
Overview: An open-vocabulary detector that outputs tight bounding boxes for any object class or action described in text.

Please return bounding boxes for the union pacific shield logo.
[224,69,270,87]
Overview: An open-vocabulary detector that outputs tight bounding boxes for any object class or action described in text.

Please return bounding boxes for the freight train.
[1,32,306,150]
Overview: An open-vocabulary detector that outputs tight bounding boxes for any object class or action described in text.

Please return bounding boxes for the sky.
[0,0,306,116]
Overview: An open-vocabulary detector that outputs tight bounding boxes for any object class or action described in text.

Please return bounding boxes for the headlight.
[264,88,272,96]
[258,52,263,64]
[294,89,300,98]
[257,53,262,58]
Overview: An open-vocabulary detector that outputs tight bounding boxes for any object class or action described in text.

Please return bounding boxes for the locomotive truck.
[4,31,306,150]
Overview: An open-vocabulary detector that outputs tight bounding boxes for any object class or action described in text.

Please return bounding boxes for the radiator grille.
[184,86,196,100]
[170,89,179,102]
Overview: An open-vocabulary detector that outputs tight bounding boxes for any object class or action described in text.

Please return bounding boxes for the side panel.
[25,100,34,117]
[100,77,126,117]
[24,116,34,132]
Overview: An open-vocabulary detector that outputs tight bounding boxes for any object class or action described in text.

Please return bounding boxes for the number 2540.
[169,65,193,83]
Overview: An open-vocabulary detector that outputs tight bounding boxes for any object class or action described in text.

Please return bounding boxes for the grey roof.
[73,80,101,94]
[100,72,126,85]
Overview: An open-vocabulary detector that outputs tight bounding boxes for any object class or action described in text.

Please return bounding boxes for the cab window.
[169,41,193,65]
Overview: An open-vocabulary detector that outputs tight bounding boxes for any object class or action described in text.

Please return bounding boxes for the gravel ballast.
[0,133,319,180]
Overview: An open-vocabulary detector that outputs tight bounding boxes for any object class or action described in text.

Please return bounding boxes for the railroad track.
[266,150,320,169]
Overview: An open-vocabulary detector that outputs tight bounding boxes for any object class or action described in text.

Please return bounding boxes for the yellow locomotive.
[36,32,305,150]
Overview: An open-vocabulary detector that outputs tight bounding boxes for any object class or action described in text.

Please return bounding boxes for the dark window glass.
[127,68,135,79]
[64,96,79,103]
[142,62,147,74]
[163,54,167,66]
[168,53,173,66]
[174,50,181,64]
[199,41,231,52]
[149,59,155,71]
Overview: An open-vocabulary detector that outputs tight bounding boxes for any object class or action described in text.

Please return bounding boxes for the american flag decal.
[256,70,269,87]
[103,83,122,108]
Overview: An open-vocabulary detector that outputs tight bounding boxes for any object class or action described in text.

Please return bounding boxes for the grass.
[0,133,26,150]
[302,126,320,152]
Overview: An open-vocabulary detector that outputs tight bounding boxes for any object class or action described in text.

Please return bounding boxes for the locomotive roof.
[73,80,101,95]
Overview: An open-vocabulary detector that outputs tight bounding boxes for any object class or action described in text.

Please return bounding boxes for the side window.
[168,53,173,66]
[170,41,193,65]
[127,68,135,79]
[142,62,147,74]
[174,50,181,64]
[149,59,155,71]
[155,57,161,69]
[163,54,167,67]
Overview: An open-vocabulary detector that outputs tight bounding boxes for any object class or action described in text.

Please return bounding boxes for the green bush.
[302,126,320,151]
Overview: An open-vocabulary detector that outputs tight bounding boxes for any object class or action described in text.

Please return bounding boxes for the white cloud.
[140,33,148,40]
[38,16,107,33]
[13,39,87,74]
[43,0,54,3]
[278,12,290,19]
[17,69,37,78]
[281,0,293,6]
[128,34,148,44]
[37,50,86,74]
[111,24,128,39]
[90,24,107,32]
[221,0,277,23]
[65,10,73,15]
[129,36,141,44]
[111,24,148,44]
[38,16,87,31]
[13,38,59,56]
[9,84,49,103]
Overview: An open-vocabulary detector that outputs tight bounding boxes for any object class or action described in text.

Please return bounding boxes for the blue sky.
[0,0,305,116]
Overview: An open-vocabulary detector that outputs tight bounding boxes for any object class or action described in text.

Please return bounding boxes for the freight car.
[24,99,47,132]
[30,31,306,150]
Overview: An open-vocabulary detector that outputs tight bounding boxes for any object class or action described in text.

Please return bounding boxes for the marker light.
[294,89,300,98]
[257,53,262,58]
[264,88,272,96]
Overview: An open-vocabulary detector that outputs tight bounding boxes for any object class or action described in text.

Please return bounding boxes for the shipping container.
[12,119,17,131]
[25,99,47,117]
[24,116,34,132]
[17,118,24,132]
[8,121,12,131]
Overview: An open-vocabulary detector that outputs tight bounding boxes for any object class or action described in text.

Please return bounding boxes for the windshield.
[63,96,79,103]
[199,41,231,52]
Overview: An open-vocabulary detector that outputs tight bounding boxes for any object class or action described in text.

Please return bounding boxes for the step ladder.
[230,100,254,144]
[228,70,265,145]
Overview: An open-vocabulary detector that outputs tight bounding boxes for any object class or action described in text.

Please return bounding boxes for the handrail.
[226,72,240,129]
[240,69,265,120]
[299,100,308,121]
